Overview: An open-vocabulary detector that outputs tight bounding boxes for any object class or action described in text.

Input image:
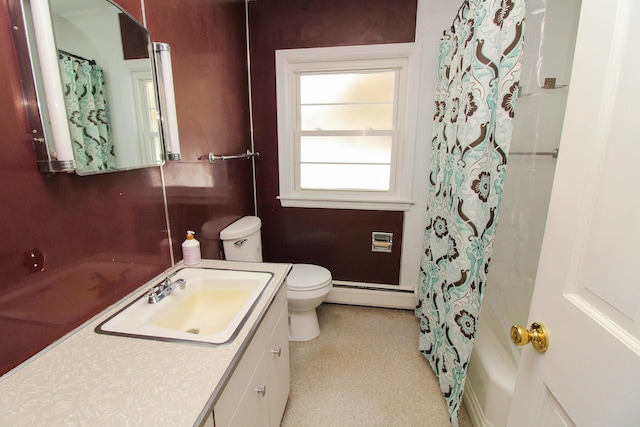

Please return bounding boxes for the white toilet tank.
[220,216,263,262]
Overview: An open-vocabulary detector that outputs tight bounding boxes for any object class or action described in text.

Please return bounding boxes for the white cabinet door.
[266,305,290,427]
[507,0,640,425]
[227,357,270,427]
[214,286,289,427]
[228,304,289,427]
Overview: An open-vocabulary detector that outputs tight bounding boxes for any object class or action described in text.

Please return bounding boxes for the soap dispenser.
[182,230,201,265]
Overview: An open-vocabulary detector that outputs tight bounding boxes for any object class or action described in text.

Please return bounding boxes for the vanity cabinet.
[213,283,290,427]
[0,261,292,427]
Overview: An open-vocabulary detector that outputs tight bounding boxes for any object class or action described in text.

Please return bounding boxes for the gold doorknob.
[510,322,549,353]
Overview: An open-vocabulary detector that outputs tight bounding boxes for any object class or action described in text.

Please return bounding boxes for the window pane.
[300,164,390,191]
[145,80,157,108]
[300,71,396,104]
[301,104,394,130]
[300,135,392,164]
[144,80,159,133]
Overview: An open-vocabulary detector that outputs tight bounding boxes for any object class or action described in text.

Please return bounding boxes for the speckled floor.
[281,303,473,427]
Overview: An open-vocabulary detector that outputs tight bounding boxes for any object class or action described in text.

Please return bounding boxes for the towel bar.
[197,150,259,164]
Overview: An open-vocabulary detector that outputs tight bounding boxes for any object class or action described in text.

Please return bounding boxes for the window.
[131,70,163,164]
[276,43,420,211]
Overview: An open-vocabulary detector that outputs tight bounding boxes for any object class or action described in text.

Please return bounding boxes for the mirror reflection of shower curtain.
[415,0,525,425]
[58,52,115,173]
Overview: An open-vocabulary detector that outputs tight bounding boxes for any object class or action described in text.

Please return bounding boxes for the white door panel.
[508,0,640,426]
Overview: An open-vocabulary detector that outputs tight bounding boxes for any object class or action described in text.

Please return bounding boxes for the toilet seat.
[287,264,332,291]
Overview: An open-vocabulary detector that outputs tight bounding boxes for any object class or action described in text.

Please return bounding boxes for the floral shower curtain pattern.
[416,0,525,424]
[59,52,115,173]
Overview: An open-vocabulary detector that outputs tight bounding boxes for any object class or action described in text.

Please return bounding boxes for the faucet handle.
[175,278,187,290]
[147,286,163,304]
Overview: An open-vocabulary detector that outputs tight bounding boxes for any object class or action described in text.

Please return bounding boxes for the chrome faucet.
[147,274,187,304]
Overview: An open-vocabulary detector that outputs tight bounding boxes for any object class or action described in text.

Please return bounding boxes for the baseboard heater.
[325,281,416,310]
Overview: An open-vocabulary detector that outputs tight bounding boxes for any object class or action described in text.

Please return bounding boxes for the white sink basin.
[95,267,273,344]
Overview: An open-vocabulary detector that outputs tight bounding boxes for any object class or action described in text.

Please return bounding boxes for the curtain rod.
[58,49,96,65]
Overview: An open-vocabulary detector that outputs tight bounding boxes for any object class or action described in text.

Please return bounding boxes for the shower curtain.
[415,0,525,425]
[59,52,115,173]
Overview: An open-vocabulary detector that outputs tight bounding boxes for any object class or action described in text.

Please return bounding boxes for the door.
[507,0,640,426]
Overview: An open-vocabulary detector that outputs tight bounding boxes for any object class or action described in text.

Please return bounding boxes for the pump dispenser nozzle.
[182,230,201,265]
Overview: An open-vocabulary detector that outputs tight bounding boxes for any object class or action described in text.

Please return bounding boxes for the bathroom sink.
[95,267,273,344]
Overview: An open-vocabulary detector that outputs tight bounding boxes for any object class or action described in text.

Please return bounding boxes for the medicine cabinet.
[8,0,180,175]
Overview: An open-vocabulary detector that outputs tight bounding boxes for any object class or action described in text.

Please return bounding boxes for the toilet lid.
[287,264,332,291]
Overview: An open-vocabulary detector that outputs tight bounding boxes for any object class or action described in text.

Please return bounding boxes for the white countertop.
[0,260,292,426]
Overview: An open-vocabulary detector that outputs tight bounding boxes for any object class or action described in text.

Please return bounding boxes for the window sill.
[277,195,414,211]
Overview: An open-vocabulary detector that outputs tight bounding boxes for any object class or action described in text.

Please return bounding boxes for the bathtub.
[464,319,517,427]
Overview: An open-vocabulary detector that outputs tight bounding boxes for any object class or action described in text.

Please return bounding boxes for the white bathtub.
[464,319,517,427]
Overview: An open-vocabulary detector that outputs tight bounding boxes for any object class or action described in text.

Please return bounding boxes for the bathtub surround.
[416,0,525,424]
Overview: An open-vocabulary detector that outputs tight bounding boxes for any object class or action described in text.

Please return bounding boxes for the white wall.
[399,0,461,287]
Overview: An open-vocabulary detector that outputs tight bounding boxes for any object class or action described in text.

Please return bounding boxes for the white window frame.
[131,70,162,164]
[275,43,420,211]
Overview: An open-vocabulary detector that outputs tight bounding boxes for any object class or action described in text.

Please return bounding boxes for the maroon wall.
[0,0,418,376]
[145,0,254,260]
[248,0,417,284]
[0,0,253,376]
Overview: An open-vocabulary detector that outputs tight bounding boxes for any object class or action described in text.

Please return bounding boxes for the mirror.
[8,0,167,175]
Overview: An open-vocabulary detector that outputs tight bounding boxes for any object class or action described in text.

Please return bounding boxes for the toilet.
[220,216,332,341]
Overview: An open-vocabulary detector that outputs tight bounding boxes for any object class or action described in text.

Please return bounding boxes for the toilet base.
[288,309,320,342]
